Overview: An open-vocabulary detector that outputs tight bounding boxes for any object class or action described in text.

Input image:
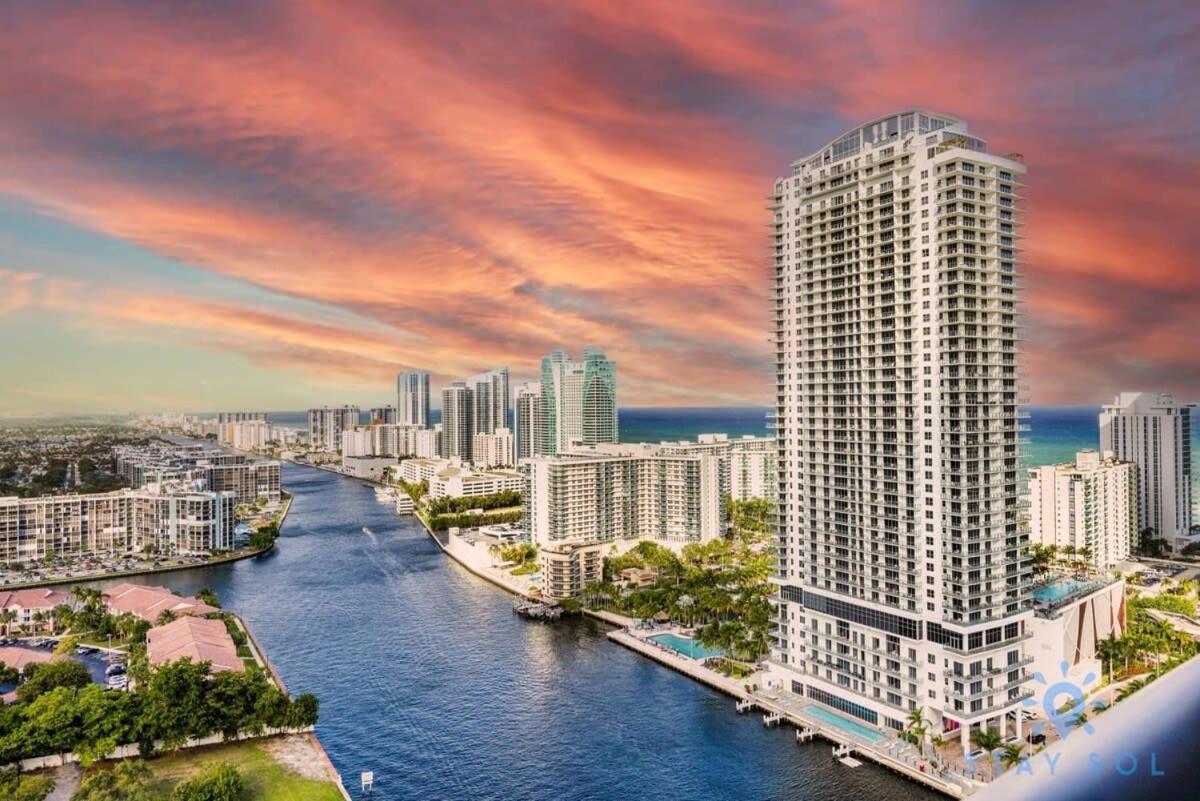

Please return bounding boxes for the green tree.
[71,759,152,801]
[17,659,91,703]
[0,765,55,801]
[1000,742,1026,771]
[137,659,212,751]
[169,763,243,801]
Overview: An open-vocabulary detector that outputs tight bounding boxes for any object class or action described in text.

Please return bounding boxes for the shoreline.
[405,480,967,798]
[1,493,293,592]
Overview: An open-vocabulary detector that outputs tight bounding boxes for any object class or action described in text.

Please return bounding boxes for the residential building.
[655,434,777,503]
[473,427,514,469]
[1099,393,1194,550]
[308,406,360,453]
[513,381,543,463]
[767,111,1031,751]
[0,588,71,633]
[414,426,441,459]
[539,348,618,455]
[1028,450,1137,568]
[229,419,274,451]
[441,383,474,461]
[147,616,245,673]
[396,371,431,428]
[469,367,510,435]
[114,443,280,506]
[105,583,221,622]
[0,486,236,560]
[1028,577,1125,687]
[370,406,397,425]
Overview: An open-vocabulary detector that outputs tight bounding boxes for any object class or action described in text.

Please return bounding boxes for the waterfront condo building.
[513,381,543,463]
[469,367,510,435]
[1028,450,1137,568]
[1099,392,1194,551]
[538,349,618,455]
[767,111,1031,752]
[308,406,360,453]
[0,486,236,561]
[396,371,431,428]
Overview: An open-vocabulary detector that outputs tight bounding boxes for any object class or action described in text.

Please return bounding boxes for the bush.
[17,659,92,703]
[0,765,54,801]
[170,763,243,801]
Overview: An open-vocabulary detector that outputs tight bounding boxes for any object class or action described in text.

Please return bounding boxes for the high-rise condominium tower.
[441,382,474,461]
[768,111,1030,753]
[539,349,618,455]
[469,367,510,435]
[396,371,431,428]
[1100,392,1193,550]
[307,406,360,453]
[513,381,543,462]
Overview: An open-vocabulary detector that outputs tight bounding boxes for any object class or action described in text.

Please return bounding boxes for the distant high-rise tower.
[441,383,474,461]
[396,371,431,428]
[539,349,618,455]
[513,381,543,462]
[469,367,510,435]
[1100,392,1193,550]
[307,406,360,452]
[767,111,1030,755]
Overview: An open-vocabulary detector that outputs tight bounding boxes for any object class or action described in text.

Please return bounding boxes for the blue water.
[799,704,887,743]
[649,633,725,660]
[1031,578,1089,604]
[78,463,938,801]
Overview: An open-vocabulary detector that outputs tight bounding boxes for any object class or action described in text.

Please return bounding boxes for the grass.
[116,739,344,801]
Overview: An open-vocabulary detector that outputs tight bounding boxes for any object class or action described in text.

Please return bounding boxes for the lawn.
[123,737,345,801]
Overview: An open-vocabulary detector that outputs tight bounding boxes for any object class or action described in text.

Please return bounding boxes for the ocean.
[257,405,1169,469]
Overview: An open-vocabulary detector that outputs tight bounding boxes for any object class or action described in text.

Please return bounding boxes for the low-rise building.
[395,458,522,499]
[147,616,244,673]
[1028,576,1126,686]
[0,588,71,632]
[104,583,221,623]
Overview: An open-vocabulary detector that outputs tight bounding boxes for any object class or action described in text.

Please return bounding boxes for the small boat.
[362,526,373,535]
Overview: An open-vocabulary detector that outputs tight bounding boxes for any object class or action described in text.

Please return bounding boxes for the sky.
[1,0,1197,415]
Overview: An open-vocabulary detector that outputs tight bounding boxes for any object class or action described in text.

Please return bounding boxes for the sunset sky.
[1,0,1197,414]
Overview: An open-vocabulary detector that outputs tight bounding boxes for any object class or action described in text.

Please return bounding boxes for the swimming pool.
[800,703,887,742]
[1032,578,1090,604]
[648,633,724,660]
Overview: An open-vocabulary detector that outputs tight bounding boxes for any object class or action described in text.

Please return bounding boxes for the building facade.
[0,487,236,560]
[513,381,542,463]
[396,371,431,428]
[539,349,618,455]
[472,427,514,469]
[1028,450,1137,568]
[441,383,474,461]
[307,406,360,453]
[1099,393,1194,551]
[768,111,1031,751]
[469,367,510,435]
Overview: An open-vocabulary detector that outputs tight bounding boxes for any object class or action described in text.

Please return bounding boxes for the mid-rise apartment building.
[396,371,431,428]
[0,486,236,560]
[307,406,360,453]
[1099,392,1194,550]
[538,349,618,455]
[473,428,514,469]
[1028,450,1137,568]
[369,406,397,425]
[113,443,281,506]
[768,111,1031,752]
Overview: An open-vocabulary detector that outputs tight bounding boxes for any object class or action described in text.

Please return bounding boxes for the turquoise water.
[800,704,887,742]
[650,632,725,660]
[1032,578,1089,603]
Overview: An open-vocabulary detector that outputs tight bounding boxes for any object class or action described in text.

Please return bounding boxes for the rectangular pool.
[800,703,887,742]
[1032,578,1090,604]
[648,633,724,660]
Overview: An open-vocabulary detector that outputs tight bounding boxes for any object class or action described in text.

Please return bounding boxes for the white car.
[966,749,987,762]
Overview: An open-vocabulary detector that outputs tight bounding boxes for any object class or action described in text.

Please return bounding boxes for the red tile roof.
[104,583,220,623]
[146,616,244,673]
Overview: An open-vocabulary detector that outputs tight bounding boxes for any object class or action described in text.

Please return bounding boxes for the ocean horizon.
[239,404,1200,471]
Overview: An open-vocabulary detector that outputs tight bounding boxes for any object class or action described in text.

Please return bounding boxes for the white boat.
[374,487,397,504]
[362,526,373,535]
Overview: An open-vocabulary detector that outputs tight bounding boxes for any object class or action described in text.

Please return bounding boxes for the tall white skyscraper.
[767,111,1030,752]
[440,382,474,461]
[468,367,509,435]
[513,381,543,462]
[1100,392,1193,550]
[539,348,617,455]
[396,371,431,428]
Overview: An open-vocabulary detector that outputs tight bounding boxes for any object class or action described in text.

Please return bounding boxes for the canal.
[87,462,940,801]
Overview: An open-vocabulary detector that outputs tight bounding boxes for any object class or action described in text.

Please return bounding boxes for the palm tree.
[905,706,931,755]
[51,603,74,634]
[1000,743,1026,771]
[0,608,15,637]
[970,727,1004,779]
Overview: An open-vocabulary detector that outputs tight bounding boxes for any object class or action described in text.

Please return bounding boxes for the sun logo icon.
[1024,660,1104,740]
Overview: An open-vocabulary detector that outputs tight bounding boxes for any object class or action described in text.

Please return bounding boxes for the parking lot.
[0,639,128,694]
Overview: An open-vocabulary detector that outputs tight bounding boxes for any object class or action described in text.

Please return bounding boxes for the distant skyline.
[1,1,1198,414]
